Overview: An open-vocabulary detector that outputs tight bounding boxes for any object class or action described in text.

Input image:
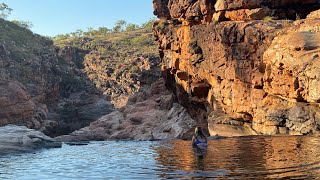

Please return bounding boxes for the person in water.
[192,126,208,148]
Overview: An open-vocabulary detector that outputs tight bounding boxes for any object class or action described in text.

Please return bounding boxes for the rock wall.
[153,0,320,135]
[55,79,197,141]
[0,19,113,136]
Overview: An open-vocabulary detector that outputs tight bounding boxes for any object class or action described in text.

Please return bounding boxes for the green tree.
[0,3,12,19]
[125,23,139,31]
[75,29,84,37]
[113,20,126,32]
[98,27,111,35]
[11,20,33,30]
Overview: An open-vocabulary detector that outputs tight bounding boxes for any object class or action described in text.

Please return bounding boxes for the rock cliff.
[0,18,197,141]
[55,79,197,141]
[54,28,161,109]
[153,0,320,135]
[0,19,113,136]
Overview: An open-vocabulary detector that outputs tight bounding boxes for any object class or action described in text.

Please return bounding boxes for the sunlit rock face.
[153,0,320,135]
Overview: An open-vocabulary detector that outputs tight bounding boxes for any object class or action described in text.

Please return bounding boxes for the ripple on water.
[0,136,319,179]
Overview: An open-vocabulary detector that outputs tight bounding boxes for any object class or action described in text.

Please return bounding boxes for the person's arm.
[192,135,196,147]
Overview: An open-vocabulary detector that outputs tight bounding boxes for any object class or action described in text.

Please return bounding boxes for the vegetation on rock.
[53,19,161,100]
[0,5,161,136]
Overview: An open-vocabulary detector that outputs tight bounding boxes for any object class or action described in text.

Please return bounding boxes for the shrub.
[263,16,273,22]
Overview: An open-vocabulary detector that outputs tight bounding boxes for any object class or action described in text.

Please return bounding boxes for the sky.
[3,0,155,37]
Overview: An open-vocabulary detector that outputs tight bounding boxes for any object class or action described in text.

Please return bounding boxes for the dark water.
[0,136,320,179]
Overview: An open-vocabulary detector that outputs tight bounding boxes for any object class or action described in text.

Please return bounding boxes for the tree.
[11,20,33,30]
[75,29,84,37]
[125,23,139,31]
[0,3,12,19]
[98,27,111,35]
[113,20,126,32]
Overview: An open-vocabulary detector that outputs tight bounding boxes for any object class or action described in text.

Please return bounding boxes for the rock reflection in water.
[153,136,320,179]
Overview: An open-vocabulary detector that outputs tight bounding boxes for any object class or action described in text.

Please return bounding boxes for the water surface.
[0,136,319,179]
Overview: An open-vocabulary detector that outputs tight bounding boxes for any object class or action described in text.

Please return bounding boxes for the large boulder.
[0,125,61,155]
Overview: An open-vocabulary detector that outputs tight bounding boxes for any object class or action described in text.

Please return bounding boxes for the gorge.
[0,1,320,178]
[1,1,320,149]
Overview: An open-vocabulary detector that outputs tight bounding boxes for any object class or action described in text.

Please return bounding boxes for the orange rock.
[153,1,320,135]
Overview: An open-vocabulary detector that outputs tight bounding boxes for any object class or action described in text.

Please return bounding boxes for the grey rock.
[0,125,61,155]
[55,79,198,142]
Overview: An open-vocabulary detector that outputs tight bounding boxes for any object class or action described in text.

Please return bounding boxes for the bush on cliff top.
[0,18,52,60]
[53,19,161,96]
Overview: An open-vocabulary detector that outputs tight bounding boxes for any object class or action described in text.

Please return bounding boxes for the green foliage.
[0,18,52,61]
[0,3,33,31]
[263,16,273,22]
[113,20,127,32]
[125,23,139,31]
[0,3,12,19]
[131,34,153,46]
[53,19,156,42]
[141,18,156,29]
[98,27,111,34]
[11,20,33,30]
[53,18,161,94]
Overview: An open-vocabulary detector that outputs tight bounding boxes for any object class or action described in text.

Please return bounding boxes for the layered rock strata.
[153,0,320,135]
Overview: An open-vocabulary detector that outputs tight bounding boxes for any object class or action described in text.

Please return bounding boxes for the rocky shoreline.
[0,125,61,155]
[55,79,197,142]
[1,1,320,155]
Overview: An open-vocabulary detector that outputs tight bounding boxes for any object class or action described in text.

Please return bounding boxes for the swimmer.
[192,126,208,148]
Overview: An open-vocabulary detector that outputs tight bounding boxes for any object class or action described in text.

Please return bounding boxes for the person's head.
[195,126,205,136]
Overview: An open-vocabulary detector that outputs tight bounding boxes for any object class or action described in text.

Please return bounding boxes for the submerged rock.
[0,125,61,155]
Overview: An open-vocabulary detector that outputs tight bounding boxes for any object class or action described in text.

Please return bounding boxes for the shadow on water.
[152,136,320,179]
[0,136,319,179]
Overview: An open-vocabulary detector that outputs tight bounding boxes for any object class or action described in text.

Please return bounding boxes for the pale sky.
[3,0,155,36]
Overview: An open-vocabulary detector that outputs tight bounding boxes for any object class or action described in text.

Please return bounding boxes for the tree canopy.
[0,3,12,19]
[0,3,33,30]
[53,19,156,41]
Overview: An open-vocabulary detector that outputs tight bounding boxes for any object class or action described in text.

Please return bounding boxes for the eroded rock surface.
[0,80,36,127]
[0,19,114,137]
[55,79,197,141]
[0,125,61,155]
[153,0,320,135]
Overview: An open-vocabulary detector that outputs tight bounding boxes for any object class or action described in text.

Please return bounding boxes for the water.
[0,136,320,179]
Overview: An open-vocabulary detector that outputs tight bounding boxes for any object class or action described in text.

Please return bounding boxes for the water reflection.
[0,137,319,179]
[153,136,320,179]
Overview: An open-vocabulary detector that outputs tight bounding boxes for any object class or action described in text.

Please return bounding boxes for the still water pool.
[0,136,320,179]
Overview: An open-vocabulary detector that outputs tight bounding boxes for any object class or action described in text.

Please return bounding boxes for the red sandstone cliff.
[153,0,320,135]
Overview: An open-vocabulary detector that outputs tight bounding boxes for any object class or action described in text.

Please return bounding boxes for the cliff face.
[1,18,196,141]
[153,0,320,135]
[0,19,113,136]
[54,28,161,109]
